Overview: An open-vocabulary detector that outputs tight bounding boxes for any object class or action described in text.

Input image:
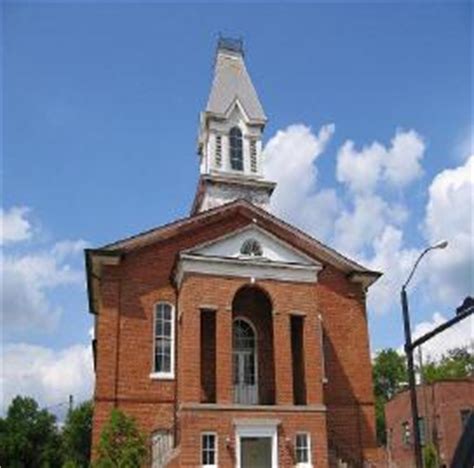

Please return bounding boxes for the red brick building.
[385,379,474,467]
[86,38,382,467]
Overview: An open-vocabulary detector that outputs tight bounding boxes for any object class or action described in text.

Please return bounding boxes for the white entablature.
[174,225,323,287]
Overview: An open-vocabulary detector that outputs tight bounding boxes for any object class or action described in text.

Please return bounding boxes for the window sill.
[149,372,175,381]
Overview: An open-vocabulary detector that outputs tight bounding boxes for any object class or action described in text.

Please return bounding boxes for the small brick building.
[385,379,474,467]
[86,38,382,467]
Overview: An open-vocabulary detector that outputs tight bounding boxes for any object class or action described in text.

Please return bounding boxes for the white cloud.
[410,312,474,361]
[424,156,474,304]
[336,129,425,194]
[334,195,389,256]
[2,240,87,331]
[336,140,384,194]
[1,205,88,334]
[1,342,94,417]
[362,226,421,315]
[0,206,32,245]
[263,124,336,239]
[384,130,425,187]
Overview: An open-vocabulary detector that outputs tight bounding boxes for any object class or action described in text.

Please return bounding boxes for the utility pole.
[401,240,448,468]
[68,394,74,414]
[418,346,431,447]
[401,286,424,468]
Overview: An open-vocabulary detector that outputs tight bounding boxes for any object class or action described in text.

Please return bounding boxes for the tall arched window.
[152,302,175,379]
[229,127,243,171]
[233,318,257,404]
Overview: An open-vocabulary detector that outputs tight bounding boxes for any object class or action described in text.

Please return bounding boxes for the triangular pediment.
[183,225,321,267]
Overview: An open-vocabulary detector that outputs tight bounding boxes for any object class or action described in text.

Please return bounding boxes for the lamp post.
[401,240,448,468]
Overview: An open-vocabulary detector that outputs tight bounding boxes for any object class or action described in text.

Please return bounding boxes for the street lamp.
[401,240,448,468]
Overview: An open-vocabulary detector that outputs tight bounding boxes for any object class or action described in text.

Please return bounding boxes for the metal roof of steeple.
[205,38,267,123]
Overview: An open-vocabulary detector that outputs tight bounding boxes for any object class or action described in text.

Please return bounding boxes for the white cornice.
[175,253,321,288]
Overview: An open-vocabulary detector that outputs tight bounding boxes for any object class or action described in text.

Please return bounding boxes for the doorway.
[235,423,278,468]
[240,437,272,468]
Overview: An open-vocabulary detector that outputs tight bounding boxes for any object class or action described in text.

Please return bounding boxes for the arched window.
[233,318,257,404]
[240,238,263,257]
[229,127,243,171]
[152,302,175,379]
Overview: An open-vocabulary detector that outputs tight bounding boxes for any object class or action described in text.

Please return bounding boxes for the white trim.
[175,254,320,288]
[151,302,176,380]
[295,432,312,467]
[179,403,326,412]
[223,98,253,124]
[201,432,218,468]
[235,422,278,468]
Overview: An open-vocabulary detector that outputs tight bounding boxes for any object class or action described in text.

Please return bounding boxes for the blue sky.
[2,2,473,413]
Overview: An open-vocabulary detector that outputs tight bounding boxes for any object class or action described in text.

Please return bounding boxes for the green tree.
[421,347,474,383]
[0,396,63,467]
[372,349,407,445]
[95,409,147,467]
[373,349,407,401]
[62,401,93,467]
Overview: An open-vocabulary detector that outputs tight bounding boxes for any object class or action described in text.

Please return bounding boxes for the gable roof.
[205,45,266,123]
[85,200,381,314]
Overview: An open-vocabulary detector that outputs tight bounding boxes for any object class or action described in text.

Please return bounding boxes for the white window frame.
[201,432,218,468]
[295,432,312,467]
[150,302,175,380]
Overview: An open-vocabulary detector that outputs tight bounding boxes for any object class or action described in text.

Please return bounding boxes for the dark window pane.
[163,305,171,321]
[156,320,163,336]
[163,354,171,372]
[230,127,243,171]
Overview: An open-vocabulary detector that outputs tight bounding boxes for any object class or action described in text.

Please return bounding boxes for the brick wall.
[91,212,377,466]
[385,379,474,467]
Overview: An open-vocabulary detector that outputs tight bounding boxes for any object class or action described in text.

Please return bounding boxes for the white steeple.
[192,38,275,214]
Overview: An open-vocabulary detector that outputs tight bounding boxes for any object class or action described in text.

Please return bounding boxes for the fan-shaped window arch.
[229,127,243,171]
[233,318,256,352]
[240,238,263,257]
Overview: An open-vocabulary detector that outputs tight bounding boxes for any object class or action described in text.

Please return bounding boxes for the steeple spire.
[205,38,267,124]
[192,38,275,214]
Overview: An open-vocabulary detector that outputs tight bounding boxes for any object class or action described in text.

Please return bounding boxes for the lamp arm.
[403,247,432,290]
